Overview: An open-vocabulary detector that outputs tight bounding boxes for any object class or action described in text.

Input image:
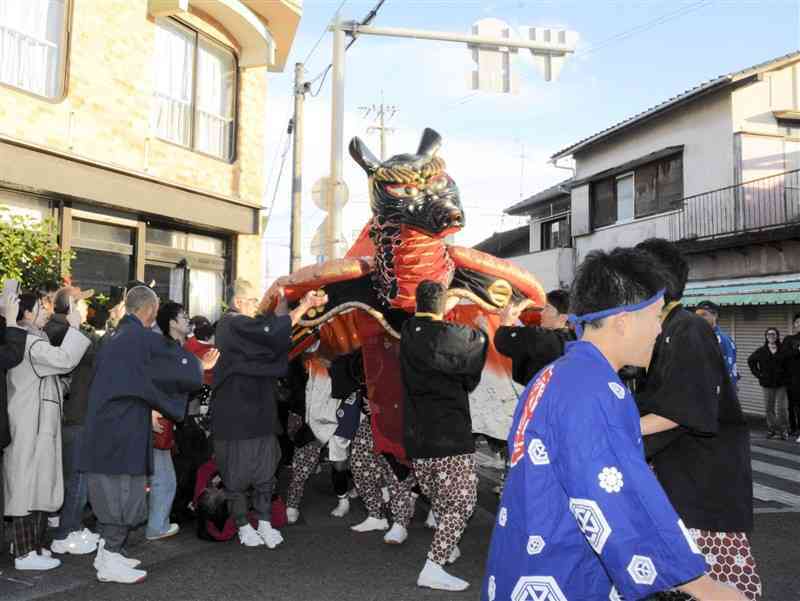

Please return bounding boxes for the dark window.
[71,249,133,298]
[541,217,571,250]
[591,178,616,228]
[590,153,683,228]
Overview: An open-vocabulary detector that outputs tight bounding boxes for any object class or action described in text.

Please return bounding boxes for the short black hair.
[546,289,570,315]
[635,238,688,303]
[794,313,800,323]
[696,300,719,315]
[416,280,446,315]
[157,301,184,340]
[570,247,667,329]
[17,291,42,322]
[190,315,214,341]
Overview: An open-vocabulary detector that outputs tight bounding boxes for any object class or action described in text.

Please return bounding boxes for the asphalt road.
[0,433,796,601]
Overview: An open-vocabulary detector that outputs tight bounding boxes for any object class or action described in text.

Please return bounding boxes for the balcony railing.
[668,168,800,242]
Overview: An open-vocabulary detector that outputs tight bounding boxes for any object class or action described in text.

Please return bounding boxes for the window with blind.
[152,18,236,162]
[0,0,68,98]
[590,153,683,229]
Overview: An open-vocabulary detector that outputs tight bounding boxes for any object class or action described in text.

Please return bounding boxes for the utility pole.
[289,62,308,273]
[359,92,398,161]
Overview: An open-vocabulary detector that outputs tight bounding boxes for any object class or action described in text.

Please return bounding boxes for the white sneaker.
[238,523,265,547]
[383,523,408,545]
[51,531,97,555]
[14,551,61,571]
[96,548,147,584]
[796,434,800,443]
[417,558,469,591]
[447,545,461,565]
[256,521,284,549]
[80,528,101,543]
[93,540,141,570]
[381,487,390,503]
[347,488,359,499]
[39,548,53,557]
[146,523,179,541]
[286,507,300,524]
[425,510,437,529]
[330,496,350,518]
[351,516,389,532]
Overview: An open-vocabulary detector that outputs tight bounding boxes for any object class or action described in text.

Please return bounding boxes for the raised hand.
[201,348,220,371]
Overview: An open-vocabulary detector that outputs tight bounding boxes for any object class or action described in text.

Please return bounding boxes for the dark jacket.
[211,310,291,441]
[0,317,26,449]
[494,325,575,386]
[780,333,800,391]
[636,305,752,533]
[80,314,201,475]
[748,332,785,389]
[44,317,101,426]
[400,317,488,459]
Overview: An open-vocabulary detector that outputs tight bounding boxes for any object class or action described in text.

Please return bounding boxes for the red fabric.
[357,314,407,461]
[184,337,215,385]
[193,460,287,541]
[152,417,174,450]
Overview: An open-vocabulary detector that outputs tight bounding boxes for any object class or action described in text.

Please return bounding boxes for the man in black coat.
[211,279,326,549]
[494,289,575,387]
[780,313,800,439]
[748,328,789,440]
[400,280,488,593]
[0,291,25,553]
[81,286,202,584]
[635,238,760,601]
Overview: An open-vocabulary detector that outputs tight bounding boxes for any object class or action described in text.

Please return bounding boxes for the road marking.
[751,459,800,483]
[750,444,800,464]
[752,482,800,506]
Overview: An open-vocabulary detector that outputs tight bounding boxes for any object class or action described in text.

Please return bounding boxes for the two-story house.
[508,51,800,415]
[0,0,301,321]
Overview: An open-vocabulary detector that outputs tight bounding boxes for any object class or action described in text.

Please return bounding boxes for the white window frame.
[0,0,70,100]
[152,17,238,163]
[615,172,635,224]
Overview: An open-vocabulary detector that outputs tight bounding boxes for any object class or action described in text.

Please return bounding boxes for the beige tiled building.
[0,0,302,321]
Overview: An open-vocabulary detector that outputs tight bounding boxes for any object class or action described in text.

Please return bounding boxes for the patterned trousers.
[11,511,47,557]
[350,418,416,527]
[413,454,478,566]
[655,529,761,601]
[286,439,324,510]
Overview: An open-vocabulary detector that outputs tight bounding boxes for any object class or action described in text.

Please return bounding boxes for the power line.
[303,0,350,64]
[309,0,388,97]
[576,0,711,57]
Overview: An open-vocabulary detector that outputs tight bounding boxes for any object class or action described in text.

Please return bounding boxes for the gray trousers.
[764,386,789,433]
[87,473,148,553]
[215,435,281,527]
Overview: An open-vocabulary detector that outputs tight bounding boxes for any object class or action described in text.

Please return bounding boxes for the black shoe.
[766,431,776,439]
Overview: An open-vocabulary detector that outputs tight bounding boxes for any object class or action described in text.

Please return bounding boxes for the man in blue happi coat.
[482,247,746,601]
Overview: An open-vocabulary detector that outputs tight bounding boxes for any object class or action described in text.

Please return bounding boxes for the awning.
[683,275,800,307]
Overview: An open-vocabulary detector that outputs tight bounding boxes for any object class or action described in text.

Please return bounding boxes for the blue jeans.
[146,448,177,537]
[55,425,88,540]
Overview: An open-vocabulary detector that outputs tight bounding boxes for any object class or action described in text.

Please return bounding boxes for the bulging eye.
[385,183,419,198]
[427,175,449,192]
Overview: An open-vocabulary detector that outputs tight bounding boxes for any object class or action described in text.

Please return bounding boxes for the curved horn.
[417,128,442,157]
[349,137,381,174]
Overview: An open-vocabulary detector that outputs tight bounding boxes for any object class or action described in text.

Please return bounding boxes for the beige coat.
[4,325,89,516]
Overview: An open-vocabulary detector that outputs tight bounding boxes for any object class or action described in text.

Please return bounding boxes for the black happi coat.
[211,310,292,441]
[0,317,26,449]
[748,341,785,389]
[780,333,800,394]
[80,314,201,475]
[400,316,488,459]
[494,325,575,386]
[637,306,753,533]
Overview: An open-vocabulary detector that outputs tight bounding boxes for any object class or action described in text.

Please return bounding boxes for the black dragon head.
[349,128,465,237]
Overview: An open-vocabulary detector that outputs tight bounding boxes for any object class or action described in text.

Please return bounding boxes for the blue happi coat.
[482,341,706,601]
[714,325,739,384]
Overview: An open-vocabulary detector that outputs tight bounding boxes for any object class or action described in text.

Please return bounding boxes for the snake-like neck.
[370,214,454,312]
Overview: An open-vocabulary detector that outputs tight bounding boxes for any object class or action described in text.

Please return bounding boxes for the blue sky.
[263,0,800,281]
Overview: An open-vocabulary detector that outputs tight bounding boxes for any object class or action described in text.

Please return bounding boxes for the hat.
[696,300,719,314]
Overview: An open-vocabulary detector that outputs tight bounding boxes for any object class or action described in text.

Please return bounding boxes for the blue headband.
[567,289,666,338]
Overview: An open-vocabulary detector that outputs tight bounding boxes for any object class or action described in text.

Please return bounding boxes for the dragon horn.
[417,128,442,157]
[349,136,381,174]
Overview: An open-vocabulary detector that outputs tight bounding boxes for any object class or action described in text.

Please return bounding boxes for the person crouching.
[399,280,488,592]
